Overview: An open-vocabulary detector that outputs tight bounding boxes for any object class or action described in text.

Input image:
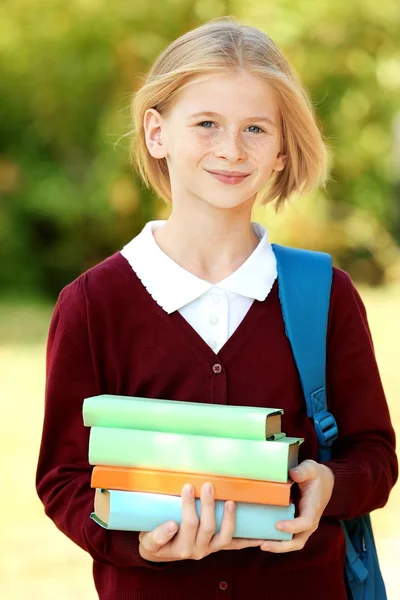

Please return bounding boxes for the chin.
[203,187,258,209]
[185,182,257,210]
[204,197,252,210]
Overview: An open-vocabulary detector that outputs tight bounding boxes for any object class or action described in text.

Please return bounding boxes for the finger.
[210,501,236,551]
[276,482,319,534]
[139,520,179,554]
[173,484,199,556]
[289,460,318,483]
[260,531,310,554]
[275,514,316,535]
[224,538,265,550]
[195,483,217,548]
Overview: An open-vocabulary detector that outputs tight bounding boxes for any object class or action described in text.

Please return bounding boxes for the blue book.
[91,488,294,540]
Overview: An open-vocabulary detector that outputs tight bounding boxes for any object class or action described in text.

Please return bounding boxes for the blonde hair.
[129,16,328,211]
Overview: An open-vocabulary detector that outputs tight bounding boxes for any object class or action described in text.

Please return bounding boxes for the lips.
[207,170,250,177]
[206,169,250,185]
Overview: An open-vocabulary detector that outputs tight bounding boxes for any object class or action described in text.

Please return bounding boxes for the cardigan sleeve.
[322,268,398,519]
[35,274,169,570]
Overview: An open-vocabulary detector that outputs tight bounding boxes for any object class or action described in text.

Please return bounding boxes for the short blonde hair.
[129,16,328,210]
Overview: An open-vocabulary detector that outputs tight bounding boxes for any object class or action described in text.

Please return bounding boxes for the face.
[144,69,286,211]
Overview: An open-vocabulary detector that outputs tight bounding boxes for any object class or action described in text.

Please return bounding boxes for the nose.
[213,130,247,163]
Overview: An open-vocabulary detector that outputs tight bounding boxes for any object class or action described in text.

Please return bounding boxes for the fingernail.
[226,501,235,513]
[204,482,213,495]
[275,524,284,531]
[166,522,177,533]
[261,544,271,551]
[183,484,193,496]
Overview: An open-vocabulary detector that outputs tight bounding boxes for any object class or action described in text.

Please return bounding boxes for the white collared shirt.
[120,220,277,354]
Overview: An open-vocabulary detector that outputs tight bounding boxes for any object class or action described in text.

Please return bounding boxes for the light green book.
[83,394,284,441]
[88,427,303,483]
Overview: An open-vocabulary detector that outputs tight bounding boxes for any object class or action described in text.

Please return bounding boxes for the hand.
[261,459,335,554]
[139,482,265,562]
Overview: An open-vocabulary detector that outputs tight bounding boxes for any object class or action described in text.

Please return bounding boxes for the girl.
[36,16,397,600]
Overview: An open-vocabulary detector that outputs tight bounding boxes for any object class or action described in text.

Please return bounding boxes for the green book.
[88,427,303,483]
[83,394,284,441]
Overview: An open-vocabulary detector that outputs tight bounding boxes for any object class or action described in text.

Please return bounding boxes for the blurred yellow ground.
[1,285,399,600]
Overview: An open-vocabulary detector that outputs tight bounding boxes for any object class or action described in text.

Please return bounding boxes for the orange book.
[91,466,293,506]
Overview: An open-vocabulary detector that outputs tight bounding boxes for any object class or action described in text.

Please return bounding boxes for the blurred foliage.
[0,0,399,298]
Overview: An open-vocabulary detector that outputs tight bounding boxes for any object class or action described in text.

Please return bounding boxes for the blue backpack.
[273,243,387,600]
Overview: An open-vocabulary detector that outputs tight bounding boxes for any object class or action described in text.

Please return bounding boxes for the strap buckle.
[313,410,338,448]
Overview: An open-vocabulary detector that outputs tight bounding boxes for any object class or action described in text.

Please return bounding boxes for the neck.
[153,203,260,284]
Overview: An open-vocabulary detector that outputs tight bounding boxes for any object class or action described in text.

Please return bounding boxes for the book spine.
[91,466,293,506]
[83,395,281,441]
[89,427,298,482]
[91,489,295,540]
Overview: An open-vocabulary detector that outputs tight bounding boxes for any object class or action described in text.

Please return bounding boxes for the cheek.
[182,134,214,162]
[246,136,278,157]
[193,132,216,150]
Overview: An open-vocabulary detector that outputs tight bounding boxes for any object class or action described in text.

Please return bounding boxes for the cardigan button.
[212,363,223,374]
[219,581,228,591]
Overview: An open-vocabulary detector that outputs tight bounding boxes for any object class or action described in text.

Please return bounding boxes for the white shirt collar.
[120,220,277,314]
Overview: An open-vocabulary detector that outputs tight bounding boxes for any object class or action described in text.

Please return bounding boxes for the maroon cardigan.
[36,251,397,600]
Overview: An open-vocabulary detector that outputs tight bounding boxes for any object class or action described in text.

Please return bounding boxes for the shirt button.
[208,339,217,350]
[211,295,220,305]
[219,581,228,591]
[209,314,219,325]
[212,363,222,374]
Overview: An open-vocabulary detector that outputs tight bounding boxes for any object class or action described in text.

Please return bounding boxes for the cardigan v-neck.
[121,248,279,370]
[167,284,277,362]
[36,249,397,600]
[120,219,277,354]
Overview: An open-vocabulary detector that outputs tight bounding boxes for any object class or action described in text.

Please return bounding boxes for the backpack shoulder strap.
[272,244,386,598]
[272,243,338,459]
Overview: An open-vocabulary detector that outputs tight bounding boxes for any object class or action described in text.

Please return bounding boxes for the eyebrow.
[187,111,277,128]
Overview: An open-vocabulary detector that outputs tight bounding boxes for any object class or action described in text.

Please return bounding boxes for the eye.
[198,121,215,128]
[196,121,265,133]
[246,125,264,134]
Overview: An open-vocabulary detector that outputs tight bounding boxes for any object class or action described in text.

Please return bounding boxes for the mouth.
[205,170,250,185]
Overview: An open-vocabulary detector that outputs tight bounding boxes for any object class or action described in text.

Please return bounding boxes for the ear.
[273,150,287,172]
[143,108,168,159]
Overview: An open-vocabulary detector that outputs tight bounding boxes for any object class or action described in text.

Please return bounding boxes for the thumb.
[140,521,178,554]
[289,460,318,484]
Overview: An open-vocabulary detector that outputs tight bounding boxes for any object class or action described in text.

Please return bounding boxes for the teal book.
[83,394,283,440]
[92,488,295,541]
[88,427,303,483]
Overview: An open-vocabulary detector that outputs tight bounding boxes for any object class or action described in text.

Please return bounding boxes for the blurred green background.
[1,0,399,598]
[1,0,400,298]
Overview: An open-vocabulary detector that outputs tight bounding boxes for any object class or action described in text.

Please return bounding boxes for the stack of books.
[83,395,304,541]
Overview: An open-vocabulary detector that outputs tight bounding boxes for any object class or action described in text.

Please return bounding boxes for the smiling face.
[144,69,286,212]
